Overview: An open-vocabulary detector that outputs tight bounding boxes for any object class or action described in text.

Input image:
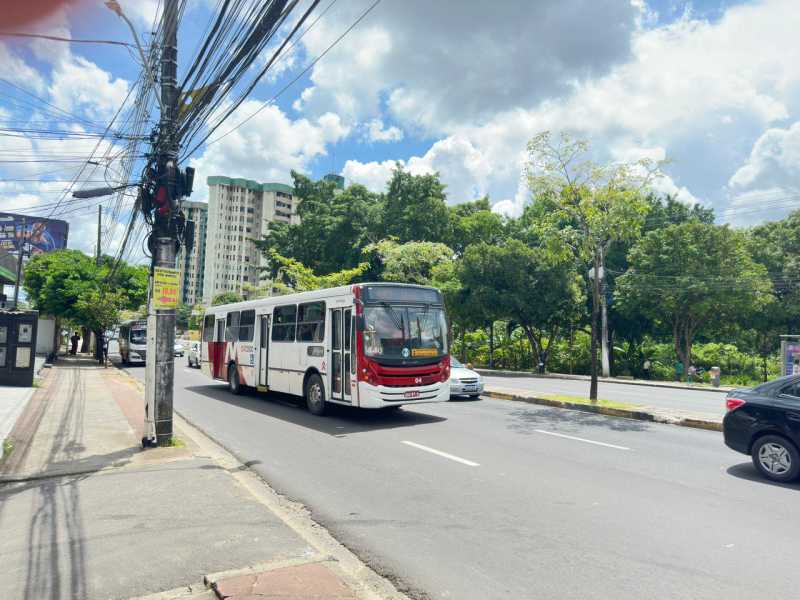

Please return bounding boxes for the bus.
[118,319,147,364]
[200,283,450,415]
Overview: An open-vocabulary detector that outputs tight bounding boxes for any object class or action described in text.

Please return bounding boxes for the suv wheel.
[752,435,800,482]
[228,364,242,395]
[305,374,327,416]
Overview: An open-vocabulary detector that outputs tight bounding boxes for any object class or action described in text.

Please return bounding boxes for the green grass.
[538,393,642,411]
[161,436,186,448]
[2,439,14,459]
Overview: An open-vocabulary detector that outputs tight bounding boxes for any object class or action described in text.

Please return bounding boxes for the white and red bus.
[200,283,450,414]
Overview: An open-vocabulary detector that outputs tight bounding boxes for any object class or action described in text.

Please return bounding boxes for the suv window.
[780,381,800,399]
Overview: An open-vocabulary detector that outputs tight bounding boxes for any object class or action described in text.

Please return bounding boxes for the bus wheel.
[228,364,242,395]
[305,374,327,416]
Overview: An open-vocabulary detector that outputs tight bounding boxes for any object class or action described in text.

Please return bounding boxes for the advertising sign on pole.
[153,267,180,309]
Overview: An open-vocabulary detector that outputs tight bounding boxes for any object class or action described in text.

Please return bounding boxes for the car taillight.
[726,398,746,412]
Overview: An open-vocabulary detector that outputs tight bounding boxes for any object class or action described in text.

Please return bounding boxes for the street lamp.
[72,183,139,198]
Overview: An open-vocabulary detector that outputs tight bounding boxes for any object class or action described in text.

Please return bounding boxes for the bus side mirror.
[355,315,365,331]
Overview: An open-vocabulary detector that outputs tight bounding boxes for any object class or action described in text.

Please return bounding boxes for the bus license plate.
[403,391,420,399]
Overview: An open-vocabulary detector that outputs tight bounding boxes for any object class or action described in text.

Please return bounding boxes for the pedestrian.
[674,360,684,382]
[70,331,80,355]
[687,364,697,383]
[643,358,651,380]
[793,358,800,376]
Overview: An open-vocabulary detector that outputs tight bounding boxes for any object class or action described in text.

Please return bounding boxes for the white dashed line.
[534,429,631,451]
[402,441,480,466]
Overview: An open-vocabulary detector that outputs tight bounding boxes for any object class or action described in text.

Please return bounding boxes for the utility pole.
[13,216,27,309]
[96,205,102,266]
[147,0,180,447]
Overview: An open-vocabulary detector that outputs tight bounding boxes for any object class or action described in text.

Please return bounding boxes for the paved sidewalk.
[0,386,35,460]
[0,356,400,600]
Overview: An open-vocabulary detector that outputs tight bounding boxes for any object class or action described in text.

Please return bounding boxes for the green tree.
[445,197,506,256]
[458,240,584,370]
[269,251,369,294]
[211,291,244,306]
[526,131,659,398]
[259,172,383,274]
[383,167,450,243]
[364,239,454,285]
[616,222,772,376]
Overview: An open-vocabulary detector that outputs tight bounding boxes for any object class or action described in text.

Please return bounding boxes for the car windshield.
[130,329,146,345]
[363,305,447,360]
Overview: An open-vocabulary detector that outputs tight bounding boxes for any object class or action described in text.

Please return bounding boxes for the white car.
[174,342,185,357]
[449,357,484,399]
[187,341,201,368]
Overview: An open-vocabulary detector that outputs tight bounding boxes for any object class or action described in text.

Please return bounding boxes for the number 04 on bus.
[200,283,451,415]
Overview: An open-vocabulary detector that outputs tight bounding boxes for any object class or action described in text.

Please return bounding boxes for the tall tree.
[616,222,772,375]
[526,131,659,399]
[458,240,584,371]
[383,167,450,243]
[364,239,454,285]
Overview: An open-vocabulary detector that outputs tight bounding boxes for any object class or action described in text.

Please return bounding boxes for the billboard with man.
[0,212,69,285]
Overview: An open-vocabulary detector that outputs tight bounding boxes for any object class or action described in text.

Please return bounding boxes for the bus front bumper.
[357,381,450,408]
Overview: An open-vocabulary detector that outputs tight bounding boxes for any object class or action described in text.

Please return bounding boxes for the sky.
[1,0,799,267]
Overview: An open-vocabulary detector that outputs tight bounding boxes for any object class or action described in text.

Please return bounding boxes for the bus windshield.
[363,304,447,360]
[130,328,146,346]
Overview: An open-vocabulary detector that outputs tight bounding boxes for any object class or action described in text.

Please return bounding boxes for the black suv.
[723,375,800,483]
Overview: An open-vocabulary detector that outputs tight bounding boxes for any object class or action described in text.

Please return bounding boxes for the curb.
[476,369,732,394]
[483,390,723,432]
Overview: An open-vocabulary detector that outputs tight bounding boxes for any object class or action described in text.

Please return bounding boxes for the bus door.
[329,308,352,403]
[257,314,270,389]
[212,317,226,379]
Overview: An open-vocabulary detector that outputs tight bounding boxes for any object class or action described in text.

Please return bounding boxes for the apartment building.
[176,200,208,306]
[202,176,299,303]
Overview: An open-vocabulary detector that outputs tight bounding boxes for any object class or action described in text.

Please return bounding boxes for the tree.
[526,131,659,399]
[24,249,147,360]
[259,172,383,274]
[176,303,192,330]
[445,197,506,256]
[268,251,369,294]
[212,291,244,306]
[383,167,450,243]
[364,239,454,285]
[458,240,584,371]
[616,222,772,376]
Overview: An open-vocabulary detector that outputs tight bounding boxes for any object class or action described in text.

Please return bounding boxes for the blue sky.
[1,0,799,265]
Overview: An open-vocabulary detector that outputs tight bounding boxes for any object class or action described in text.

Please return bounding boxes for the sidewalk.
[0,386,35,461]
[0,356,404,600]
[476,368,734,393]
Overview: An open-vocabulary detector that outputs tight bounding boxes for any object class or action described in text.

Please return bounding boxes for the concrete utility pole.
[13,216,26,309]
[148,0,180,447]
[96,205,102,266]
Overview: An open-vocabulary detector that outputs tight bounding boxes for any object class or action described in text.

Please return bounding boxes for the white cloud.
[341,159,399,192]
[49,56,130,122]
[188,102,350,200]
[0,43,46,92]
[297,0,639,131]
[364,119,403,143]
[326,0,800,217]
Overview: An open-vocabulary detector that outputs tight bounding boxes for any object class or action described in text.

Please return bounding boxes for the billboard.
[0,212,69,285]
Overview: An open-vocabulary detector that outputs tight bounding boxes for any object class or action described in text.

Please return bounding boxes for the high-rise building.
[177,200,208,306]
[202,176,299,303]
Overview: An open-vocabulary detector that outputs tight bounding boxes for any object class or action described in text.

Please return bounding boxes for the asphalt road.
[483,375,727,418]
[121,360,799,600]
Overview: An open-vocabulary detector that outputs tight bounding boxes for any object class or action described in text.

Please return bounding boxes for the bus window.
[215,319,225,342]
[225,312,240,342]
[297,301,325,342]
[203,315,215,342]
[239,310,255,342]
[272,305,297,342]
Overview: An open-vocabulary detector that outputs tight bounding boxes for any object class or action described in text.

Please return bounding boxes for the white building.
[177,200,208,306]
[202,176,299,303]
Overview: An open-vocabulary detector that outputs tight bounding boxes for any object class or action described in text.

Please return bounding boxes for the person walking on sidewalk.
[69,331,80,355]
[643,358,651,380]
[674,360,684,382]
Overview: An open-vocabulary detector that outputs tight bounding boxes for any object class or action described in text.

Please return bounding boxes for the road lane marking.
[534,429,631,451]
[402,441,480,467]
